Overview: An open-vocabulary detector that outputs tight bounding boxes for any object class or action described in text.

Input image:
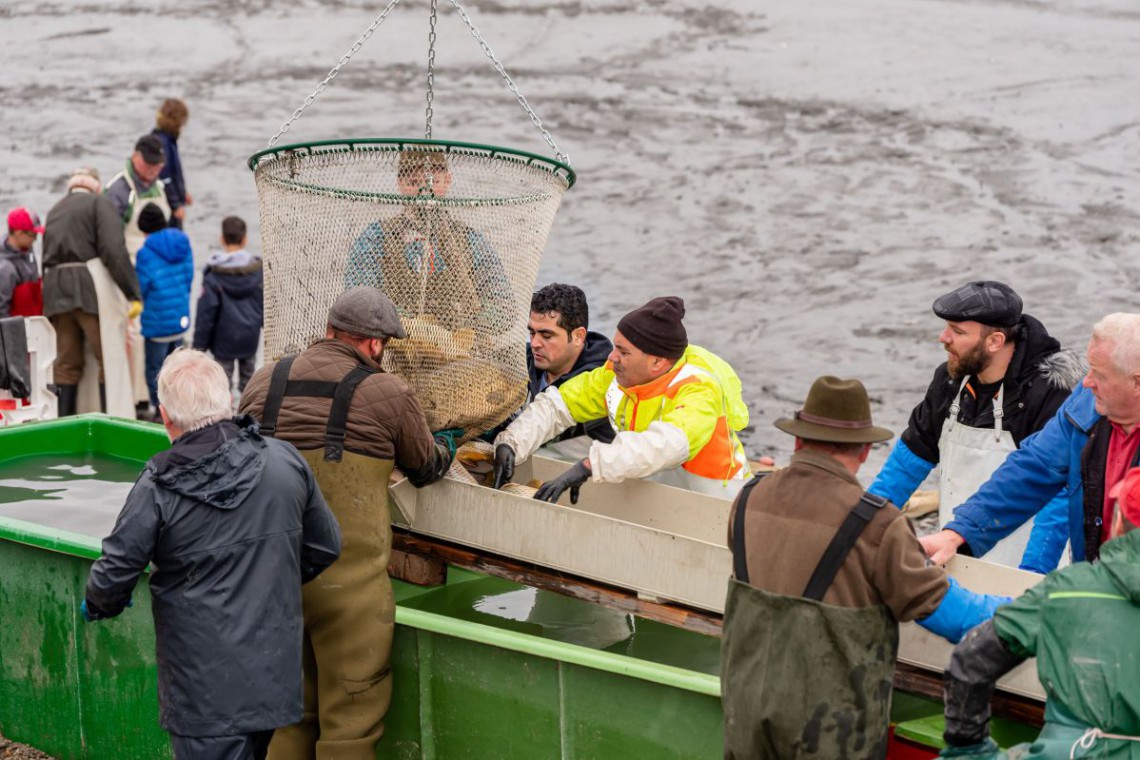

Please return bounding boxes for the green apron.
[722,482,898,760]
[943,703,1140,759]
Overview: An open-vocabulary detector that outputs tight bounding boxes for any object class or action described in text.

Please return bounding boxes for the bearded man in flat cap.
[492,295,752,500]
[239,286,457,760]
[721,376,1008,760]
[870,280,1081,572]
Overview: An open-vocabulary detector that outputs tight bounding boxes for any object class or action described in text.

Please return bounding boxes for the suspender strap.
[730,474,768,584]
[323,366,376,462]
[259,356,296,438]
[802,491,889,601]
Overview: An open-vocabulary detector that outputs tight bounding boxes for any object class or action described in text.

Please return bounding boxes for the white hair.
[67,166,102,193]
[1091,313,1140,376]
[157,349,233,432]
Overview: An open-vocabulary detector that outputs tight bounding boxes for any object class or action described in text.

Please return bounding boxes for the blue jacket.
[136,228,194,339]
[192,250,264,361]
[945,384,1099,563]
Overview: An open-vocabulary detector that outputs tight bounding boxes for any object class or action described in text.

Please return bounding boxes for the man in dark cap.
[239,286,457,760]
[870,281,1081,572]
[921,312,1140,570]
[721,376,1008,760]
[105,134,171,257]
[492,295,752,499]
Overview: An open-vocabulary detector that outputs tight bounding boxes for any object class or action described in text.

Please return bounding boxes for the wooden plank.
[387,548,447,587]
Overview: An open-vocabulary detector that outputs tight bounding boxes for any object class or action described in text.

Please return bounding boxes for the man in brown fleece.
[721,376,1008,760]
[239,286,455,760]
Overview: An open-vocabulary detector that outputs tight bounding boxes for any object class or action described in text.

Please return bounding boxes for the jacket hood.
[206,248,261,270]
[1010,314,1084,391]
[1099,529,1140,603]
[144,229,194,265]
[149,416,266,510]
[685,344,751,432]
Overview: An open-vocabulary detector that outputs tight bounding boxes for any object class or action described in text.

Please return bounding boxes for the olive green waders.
[260,359,397,760]
[722,482,897,760]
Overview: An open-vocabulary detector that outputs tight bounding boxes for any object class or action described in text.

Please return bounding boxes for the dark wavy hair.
[531,283,589,334]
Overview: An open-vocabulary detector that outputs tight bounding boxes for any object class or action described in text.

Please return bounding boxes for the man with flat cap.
[721,376,1009,760]
[105,134,171,257]
[239,286,456,760]
[492,295,752,500]
[870,281,1081,571]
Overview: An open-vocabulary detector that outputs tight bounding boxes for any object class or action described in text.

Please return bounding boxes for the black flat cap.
[134,134,165,165]
[932,281,1023,328]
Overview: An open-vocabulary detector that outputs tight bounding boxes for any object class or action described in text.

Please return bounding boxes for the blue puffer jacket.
[136,228,194,339]
[945,384,1099,563]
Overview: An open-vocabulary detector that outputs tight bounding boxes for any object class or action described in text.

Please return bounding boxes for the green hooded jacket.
[992,529,1140,758]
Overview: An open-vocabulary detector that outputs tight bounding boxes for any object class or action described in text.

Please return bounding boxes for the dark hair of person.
[531,283,589,334]
[221,216,247,246]
[983,323,1020,345]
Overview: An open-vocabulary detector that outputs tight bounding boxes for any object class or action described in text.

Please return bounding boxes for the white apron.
[938,376,1035,567]
[76,258,135,418]
[113,168,171,407]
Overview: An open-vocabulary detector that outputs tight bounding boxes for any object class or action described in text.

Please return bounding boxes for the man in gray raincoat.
[84,349,341,760]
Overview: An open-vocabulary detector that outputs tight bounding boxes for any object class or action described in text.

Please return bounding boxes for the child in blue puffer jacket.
[135,203,194,411]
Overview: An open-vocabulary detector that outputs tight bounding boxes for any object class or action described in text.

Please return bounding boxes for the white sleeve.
[588,420,690,483]
[495,385,576,461]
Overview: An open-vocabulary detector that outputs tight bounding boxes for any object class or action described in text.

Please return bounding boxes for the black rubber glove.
[533,459,591,505]
[492,444,516,489]
[942,620,1025,748]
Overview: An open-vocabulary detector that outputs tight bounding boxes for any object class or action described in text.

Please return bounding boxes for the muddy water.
[3,0,1138,470]
[0,454,140,539]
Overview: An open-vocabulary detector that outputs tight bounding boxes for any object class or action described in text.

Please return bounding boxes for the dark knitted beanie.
[138,203,167,234]
[616,296,688,360]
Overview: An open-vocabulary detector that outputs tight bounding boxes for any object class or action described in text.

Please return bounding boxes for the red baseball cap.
[1108,467,1140,526]
[8,207,44,234]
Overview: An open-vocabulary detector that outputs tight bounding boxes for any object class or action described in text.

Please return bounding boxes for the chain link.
[268,0,405,148]
[425,0,438,139]
[446,0,569,165]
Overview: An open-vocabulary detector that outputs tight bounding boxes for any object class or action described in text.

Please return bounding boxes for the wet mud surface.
[3,0,1139,466]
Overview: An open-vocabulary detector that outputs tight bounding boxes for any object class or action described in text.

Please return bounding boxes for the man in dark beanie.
[494,295,752,500]
[869,280,1082,572]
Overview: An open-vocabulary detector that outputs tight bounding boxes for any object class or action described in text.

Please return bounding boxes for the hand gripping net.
[250,139,573,439]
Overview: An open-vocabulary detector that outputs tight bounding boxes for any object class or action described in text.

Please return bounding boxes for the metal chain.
[267,0,405,148]
[425,0,438,139]
[446,0,569,164]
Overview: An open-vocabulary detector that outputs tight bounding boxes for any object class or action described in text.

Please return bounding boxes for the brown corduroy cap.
[616,296,688,360]
[774,376,893,444]
[327,286,407,340]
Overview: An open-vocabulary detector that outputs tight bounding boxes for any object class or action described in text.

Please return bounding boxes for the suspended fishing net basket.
[249,138,574,439]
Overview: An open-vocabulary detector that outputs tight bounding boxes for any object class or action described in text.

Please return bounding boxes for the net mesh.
[252,141,571,439]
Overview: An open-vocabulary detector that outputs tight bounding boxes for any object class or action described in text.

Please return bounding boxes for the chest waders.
[722,478,896,760]
[260,357,397,760]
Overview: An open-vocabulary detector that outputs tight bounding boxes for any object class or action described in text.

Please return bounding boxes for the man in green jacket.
[939,467,1140,758]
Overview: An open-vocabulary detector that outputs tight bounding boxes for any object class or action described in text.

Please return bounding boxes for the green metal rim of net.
[248,137,576,190]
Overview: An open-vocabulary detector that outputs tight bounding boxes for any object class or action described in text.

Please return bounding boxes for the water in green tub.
[0,454,141,538]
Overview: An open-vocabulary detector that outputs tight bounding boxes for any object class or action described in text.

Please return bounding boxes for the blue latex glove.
[940,738,1000,757]
[432,428,463,460]
[868,439,935,510]
[534,459,591,505]
[918,578,1011,644]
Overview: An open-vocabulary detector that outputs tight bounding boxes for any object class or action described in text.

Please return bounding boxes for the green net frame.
[249,138,573,439]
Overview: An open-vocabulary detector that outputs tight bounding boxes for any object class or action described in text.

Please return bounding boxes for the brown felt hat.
[774,376,893,444]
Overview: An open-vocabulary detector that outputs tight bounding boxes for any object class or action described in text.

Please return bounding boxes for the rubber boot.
[56,384,78,417]
[99,384,107,414]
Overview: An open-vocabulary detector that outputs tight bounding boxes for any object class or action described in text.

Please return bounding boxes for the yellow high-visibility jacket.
[498,344,751,493]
